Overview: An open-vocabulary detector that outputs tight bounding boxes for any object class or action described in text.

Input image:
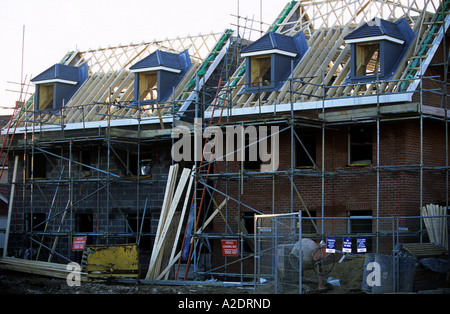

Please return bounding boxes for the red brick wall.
[211,119,449,234]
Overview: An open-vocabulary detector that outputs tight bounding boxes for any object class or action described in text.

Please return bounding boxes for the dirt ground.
[0,257,365,294]
[0,269,256,294]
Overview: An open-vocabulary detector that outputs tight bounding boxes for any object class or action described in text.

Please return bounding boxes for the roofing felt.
[241,31,300,54]
[129,50,184,71]
[31,63,81,83]
[344,18,408,42]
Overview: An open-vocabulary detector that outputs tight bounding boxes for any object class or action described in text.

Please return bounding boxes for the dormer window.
[38,83,55,110]
[240,31,308,94]
[250,55,272,88]
[130,49,191,105]
[355,42,380,77]
[31,63,88,111]
[138,71,158,101]
[345,17,414,82]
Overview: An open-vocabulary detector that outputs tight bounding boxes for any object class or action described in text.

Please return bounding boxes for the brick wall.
[212,119,449,235]
[6,140,174,262]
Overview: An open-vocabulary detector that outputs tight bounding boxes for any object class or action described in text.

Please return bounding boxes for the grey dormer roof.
[130,50,183,72]
[241,31,300,56]
[344,18,409,44]
[31,64,81,84]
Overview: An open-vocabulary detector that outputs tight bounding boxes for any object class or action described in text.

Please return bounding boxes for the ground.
[0,257,365,294]
[0,270,256,294]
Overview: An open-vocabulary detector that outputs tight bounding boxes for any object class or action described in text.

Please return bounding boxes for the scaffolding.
[1,0,449,286]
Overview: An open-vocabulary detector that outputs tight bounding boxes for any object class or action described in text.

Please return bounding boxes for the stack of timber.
[145,165,194,280]
[402,243,448,258]
[144,164,230,281]
[421,204,449,250]
[0,257,87,281]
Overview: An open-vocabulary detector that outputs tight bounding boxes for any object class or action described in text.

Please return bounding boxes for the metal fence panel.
[254,213,449,294]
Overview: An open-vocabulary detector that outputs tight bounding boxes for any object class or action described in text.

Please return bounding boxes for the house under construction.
[0,0,449,288]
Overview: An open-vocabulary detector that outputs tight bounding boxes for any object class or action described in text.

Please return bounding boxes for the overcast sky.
[0,0,288,115]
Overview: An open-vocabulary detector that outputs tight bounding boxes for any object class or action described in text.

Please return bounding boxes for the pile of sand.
[302,256,366,294]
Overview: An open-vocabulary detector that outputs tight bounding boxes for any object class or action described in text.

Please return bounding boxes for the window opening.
[127,152,138,176]
[138,72,158,101]
[250,55,272,88]
[243,138,262,171]
[25,213,46,232]
[127,213,152,252]
[241,212,255,253]
[28,153,47,178]
[300,210,317,234]
[79,150,91,172]
[76,214,93,233]
[38,84,54,110]
[348,210,373,252]
[349,126,373,165]
[295,131,316,168]
[355,42,380,77]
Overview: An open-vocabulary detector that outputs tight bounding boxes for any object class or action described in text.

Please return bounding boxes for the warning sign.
[326,238,336,253]
[357,238,367,253]
[343,238,352,253]
[72,236,87,251]
[221,240,238,256]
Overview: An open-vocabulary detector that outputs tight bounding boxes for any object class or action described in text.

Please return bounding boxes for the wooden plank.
[403,243,448,258]
[297,27,345,101]
[421,204,447,248]
[157,197,229,280]
[320,103,420,122]
[145,164,178,280]
[80,72,115,120]
[69,73,103,109]
[159,212,181,280]
[147,167,190,279]
[0,257,88,281]
[2,155,18,258]
[153,165,178,247]
[89,71,130,121]
[165,166,195,280]
[69,70,130,123]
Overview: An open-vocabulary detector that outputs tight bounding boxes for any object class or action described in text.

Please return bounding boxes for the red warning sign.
[72,236,87,251]
[221,240,238,256]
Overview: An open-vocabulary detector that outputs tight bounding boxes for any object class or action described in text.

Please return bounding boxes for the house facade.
[1,0,449,280]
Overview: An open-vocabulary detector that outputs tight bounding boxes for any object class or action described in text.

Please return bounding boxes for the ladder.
[175,2,299,280]
[175,76,227,280]
[175,27,254,280]
[401,0,450,91]
[174,29,234,115]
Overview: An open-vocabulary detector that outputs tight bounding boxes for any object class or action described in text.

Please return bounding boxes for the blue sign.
[326,238,336,253]
[343,238,352,253]
[357,238,367,253]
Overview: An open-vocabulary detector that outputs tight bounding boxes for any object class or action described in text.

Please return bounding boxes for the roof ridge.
[269,32,276,48]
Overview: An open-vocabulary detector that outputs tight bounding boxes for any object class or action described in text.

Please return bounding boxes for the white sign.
[343,238,352,253]
[357,238,367,253]
[326,238,336,253]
